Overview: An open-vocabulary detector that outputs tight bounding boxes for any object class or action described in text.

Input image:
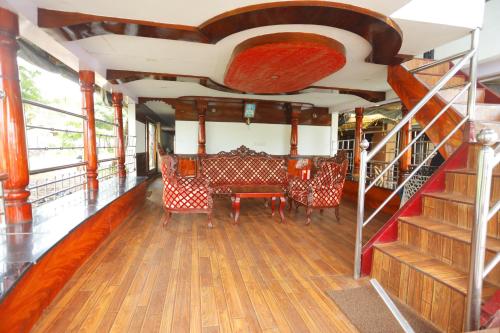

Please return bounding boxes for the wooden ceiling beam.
[39,1,406,65]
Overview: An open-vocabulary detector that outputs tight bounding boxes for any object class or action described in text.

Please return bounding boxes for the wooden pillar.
[353,107,364,175]
[196,100,207,155]
[0,8,32,223]
[79,70,98,190]
[112,92,126,178]
[289,104,300,157]
[399,106,412,184]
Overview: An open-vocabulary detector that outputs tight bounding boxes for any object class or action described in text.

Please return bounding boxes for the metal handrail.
[365,82,471,192]
[30,162,87,175]
[98,157,119,163]
[23,99,87,120]
[408,50,470,74]
[95,118,118,127]
[367,48,475,162]
[353,28,480,280]
[465,128,499,331]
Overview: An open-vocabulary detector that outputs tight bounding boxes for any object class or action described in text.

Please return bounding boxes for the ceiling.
[4,0,483,123]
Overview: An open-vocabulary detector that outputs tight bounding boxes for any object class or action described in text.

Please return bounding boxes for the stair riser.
[445,172,500,202]
[404,59,451,76]
[372,248,465,332]
[416,74,466,88]
[468,145,500,172]
[439,88,485,104]
[399,221,500,286]
[422,196,500,239]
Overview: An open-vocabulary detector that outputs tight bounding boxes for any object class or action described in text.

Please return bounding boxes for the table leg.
[271,196,275,216]
[279,197,286,223]
[233,197,241,224]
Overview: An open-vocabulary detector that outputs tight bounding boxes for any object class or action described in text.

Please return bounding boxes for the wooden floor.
[31,179,387,333]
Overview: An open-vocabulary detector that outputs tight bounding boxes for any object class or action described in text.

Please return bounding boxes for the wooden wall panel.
[0,182,148,333]
[174,100,331,126]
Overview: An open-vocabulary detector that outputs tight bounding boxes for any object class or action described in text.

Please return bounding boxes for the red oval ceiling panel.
[224,33,346,94]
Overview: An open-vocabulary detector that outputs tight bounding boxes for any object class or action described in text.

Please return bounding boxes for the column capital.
[355,107,364,118]
[79,70,95,92]
[0,8,19,39]
[112,92,123,107]
[196,99,208,115]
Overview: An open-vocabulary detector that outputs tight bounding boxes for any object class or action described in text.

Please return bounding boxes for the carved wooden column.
[79,70,98,190]
[0,8,32,223]
[196,100,207,155]
[112,92,126,178]
[290,104,300,157]
[398,106,412,184]
[353,107,364,175]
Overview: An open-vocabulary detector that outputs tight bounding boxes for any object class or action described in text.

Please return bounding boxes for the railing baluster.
[354,139,369,279]
[465,128,498,331]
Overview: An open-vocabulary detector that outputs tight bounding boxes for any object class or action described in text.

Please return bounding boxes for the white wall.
[136,121,146,153]
[434,0,500,68]
[128,103,136,137]
[175,120,331,156]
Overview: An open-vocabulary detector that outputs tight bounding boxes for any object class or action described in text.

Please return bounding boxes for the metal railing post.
[465,128,498,331]
[466,28,480,122]
[354,139,369,279]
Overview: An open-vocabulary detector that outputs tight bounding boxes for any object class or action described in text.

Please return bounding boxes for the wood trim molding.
[39,1,405,65]
[0,181,148,333]
[107,69,386,102]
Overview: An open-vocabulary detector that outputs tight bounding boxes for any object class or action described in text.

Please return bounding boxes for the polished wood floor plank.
[31,180,387,332]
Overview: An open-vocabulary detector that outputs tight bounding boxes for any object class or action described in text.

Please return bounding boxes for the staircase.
[366,59,500,332]
[388,58,500,158]
[371,143,500,332]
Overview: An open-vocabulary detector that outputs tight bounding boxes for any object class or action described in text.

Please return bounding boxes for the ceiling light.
[271,75,280,80]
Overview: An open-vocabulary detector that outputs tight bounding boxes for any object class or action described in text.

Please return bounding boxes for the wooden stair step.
[445,169,500,202]
[372,242,498,332]
[399,216,500,252]
[422,191,500,239]
[403,58,451,76]
[399,216,500,286]
[415,73,466,89]
[453,103,500,122]
[439,86,486,104]
[447,168,500,177]
[373,242,497,297]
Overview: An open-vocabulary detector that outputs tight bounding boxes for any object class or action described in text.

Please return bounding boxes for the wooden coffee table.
[229,185,286,224]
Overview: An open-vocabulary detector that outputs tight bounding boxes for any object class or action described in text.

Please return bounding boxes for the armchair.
[160,155,213,227]
[288,160,348,224]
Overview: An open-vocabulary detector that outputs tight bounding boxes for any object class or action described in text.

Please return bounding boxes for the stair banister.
[365,82,471,193]
[353,28,480,280]
[366,48,474,162]
[465,128,499,331]
[466,28,480,122]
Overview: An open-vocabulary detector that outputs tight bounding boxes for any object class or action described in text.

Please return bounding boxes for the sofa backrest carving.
[199,146,287,190]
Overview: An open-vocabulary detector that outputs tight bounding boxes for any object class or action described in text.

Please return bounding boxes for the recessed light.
[271,75,280,80]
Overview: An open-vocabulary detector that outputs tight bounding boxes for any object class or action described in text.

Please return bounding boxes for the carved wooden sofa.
[288,153,348,224]
[198,146,288,195]
[160,154,213,227]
